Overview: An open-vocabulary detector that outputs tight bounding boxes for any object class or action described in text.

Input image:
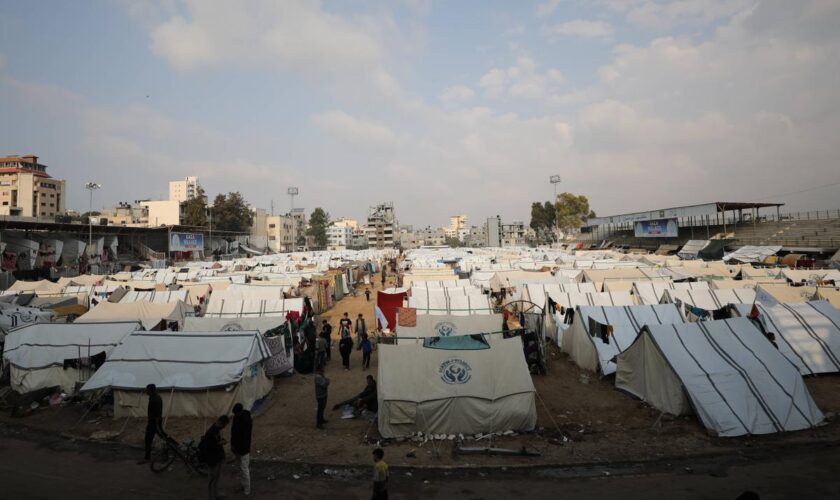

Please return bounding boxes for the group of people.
[140,384,253,499]
[314,371,379,429]
[317,311,373,371]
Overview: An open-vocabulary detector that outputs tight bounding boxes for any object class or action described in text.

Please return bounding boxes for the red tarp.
[377,290,406,330]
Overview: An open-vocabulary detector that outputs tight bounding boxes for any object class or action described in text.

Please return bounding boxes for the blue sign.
[439,359,472,384]
[170,232,205,252]
[634,218,679,238]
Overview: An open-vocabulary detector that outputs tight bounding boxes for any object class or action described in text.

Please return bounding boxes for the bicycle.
[150,431,208,477]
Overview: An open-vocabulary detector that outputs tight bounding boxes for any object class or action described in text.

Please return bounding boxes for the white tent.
[0,302,55,330]
[632,281,710,306]
[204,296,304,318]
[377,336,536,438]
[119,290,192,305]
[723,246,782,264]
[660,288,755,312]
[397,313,503,338]
[77,301,191,330]
[546,291,636,344]
[82,331,273,417]
[616,318,824,436]
[732,301,840,375]
[409,293,494,316]
[2,322,140,394]
[562,304,684,376]
[182,316,286,333]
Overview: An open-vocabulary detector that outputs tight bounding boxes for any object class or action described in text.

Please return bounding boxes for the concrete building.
[349,230,369,250]
[332,217,359,230]
[501,221,527,247]
[290,208,307,249]
[251,208,296,252]
[327,224,353,250]
[486,216,502,247]
[397,230,419,250]
[445,215,468,238]
[0,155,66,218]
[418,227,447,247]
[366,202,398,249]
[96,201,149,227]
[142,200,183,227]
[169,176,200,203]
[466,226,487,247]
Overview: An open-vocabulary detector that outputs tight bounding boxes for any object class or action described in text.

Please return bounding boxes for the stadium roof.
[586,201,783,227]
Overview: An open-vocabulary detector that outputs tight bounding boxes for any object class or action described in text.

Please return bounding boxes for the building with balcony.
[169,176,201,203]
[0,154,66,218]
[366,202,398,249]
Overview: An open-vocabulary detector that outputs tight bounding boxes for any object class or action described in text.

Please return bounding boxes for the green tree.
[210,192,253,233]
[529,201,557,243]
[182,187,208,227]
[307,207,330,249]
[555,192,592,234]
[444,236,462,248]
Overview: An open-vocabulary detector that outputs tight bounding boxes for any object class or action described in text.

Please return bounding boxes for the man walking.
[315,333,327,370]
[231,404,252,496]
[138,384,163,464]
[320,319,333,361]
[372,448,389,499]
[364,287,371,301]
[355,313,368,342]
[201,415,229,500]
[339,312,352,338]
[314,368,330,429]
[339,313,353,370]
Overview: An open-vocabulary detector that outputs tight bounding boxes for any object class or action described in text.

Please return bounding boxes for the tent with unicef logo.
[377,335,537,438]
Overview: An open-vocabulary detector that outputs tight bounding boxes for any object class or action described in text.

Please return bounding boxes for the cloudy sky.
[1,0,839,227]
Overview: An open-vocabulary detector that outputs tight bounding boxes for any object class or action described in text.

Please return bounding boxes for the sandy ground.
[2,425,840,499]
[2,274,840,468]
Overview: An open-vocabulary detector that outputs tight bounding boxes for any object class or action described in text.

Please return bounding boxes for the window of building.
[1,202,7,206]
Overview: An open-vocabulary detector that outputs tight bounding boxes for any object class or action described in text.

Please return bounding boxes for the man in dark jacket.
[231,404,252,496]
[138,384,163,464]
[314,368,330,429]
[320,319,333,360]
[203,415,229,500]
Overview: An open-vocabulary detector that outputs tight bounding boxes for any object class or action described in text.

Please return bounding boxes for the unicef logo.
[439,359,471,384]
[434,321,457,337]
[221,323,244,331]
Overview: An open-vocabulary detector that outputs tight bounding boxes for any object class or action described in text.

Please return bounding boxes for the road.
[1,431,839,499]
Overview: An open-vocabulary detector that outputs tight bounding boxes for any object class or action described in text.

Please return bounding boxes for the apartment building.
[0,154,66,218]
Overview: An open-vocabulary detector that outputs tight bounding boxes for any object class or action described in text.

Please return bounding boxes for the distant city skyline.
[2,1,839,227]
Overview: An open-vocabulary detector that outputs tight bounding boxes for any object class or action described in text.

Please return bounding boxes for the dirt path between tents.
[2,273,840,469]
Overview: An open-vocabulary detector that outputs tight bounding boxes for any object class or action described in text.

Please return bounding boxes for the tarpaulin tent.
[204,297,304,318]
[119,290,192,305]
[732,301,840,375]
[754,284,816,304]
[678,240,711,260]
[377,336,536,437]
[0,302,55,330]
[77,301,191,330]
[7,280,65,295]
[562,304,684,376]
[377,288,407,330]
[632,281,710,306]
[723,246,782,264]
[82,331,273,417]
[616,318,824,436]
[659,288,755,313]
[397,313,503,339]
[815,288,840,309]
[545,291,636,344]
[2,322,140,394]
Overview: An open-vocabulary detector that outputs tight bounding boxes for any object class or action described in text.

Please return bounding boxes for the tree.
[210,192,253,233]
[307,207,330,249]
[444,236,462,248]
[529,201,557,243]
[555,192,592,234]
[182,187,208,227]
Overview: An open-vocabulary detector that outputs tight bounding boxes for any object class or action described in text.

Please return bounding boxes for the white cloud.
[311,110,397,147]
[439,85,475,102]
[550,20,614,38]
[477,56,564,99]
[606,0,755,30]
[149,0,388,76]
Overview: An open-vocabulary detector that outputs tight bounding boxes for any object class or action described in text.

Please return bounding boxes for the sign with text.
[634,218,679,238]
[170,232,205,252]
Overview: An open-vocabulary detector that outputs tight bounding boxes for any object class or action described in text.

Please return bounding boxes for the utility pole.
[85,182,101,257]
[550,175,562,241]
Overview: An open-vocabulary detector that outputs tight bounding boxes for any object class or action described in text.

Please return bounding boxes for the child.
[372,448,389,499]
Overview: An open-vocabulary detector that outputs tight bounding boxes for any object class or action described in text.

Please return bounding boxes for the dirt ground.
[2,273,840,468]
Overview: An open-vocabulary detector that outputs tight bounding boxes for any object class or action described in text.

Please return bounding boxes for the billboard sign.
[170,232,205,252]
[634,218,678,238]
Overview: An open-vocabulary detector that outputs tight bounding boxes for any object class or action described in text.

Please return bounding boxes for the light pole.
[84,182,101,253]
[549,175,561,241]
[206,204,213,258]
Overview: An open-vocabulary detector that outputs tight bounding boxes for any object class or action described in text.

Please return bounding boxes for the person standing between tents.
[320,319,333,361]
[381,267,387,289]
[365,287,371,302]
[315,333,328,370]
[314,368,330,429]
[138,383,163,464]
[355,313,368,343]
[339,313,353,370]
[230,404,252,496]
[361,334,373,370]
[372,448,389,500]
[201,415,229,500]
